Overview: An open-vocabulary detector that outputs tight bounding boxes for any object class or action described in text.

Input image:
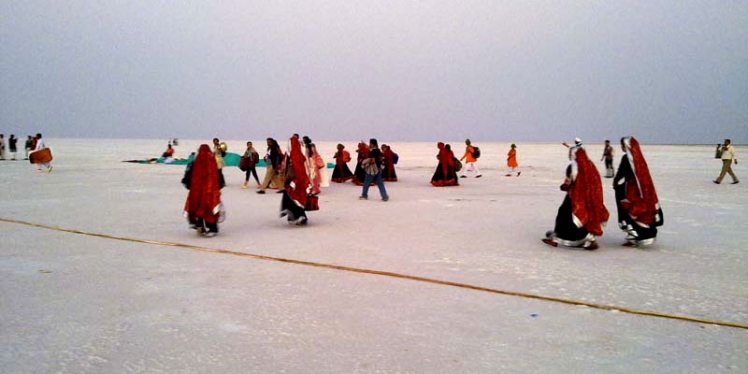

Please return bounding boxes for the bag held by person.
[314,154,325,169]
[305,195,319,211]
[362,159,379,175]
[472,147,480,159]
[238,156,249,171]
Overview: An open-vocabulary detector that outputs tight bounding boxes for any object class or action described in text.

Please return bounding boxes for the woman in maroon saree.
[280,137,311,225]
[353,141,370,186]
[184,144,223,237]
[381,144,398,182]
[430,143,459,186]
[331,143,354,183]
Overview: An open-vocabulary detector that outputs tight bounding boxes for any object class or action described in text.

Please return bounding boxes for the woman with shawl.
[331,143,354,183]
[381,144,398,182]
[430,142,459,186]
[280,136,312,226]
[302,136,323,195]
[353,141,370,186]
[542,145,609,249]
[614,137,664,247]
[184,144,223,237]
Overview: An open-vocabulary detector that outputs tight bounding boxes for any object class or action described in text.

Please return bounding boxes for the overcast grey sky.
[2,1,746,143]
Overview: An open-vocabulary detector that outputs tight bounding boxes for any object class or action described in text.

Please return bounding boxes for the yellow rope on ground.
[2,217,746,330]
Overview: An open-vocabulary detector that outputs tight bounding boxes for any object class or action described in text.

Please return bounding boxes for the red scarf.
[625,137,660,225]
[287,138,310,206]
[184,144,221,223]
[569,148,609,235]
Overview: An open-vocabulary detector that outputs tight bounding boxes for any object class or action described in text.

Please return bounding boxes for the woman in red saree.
[430,143,459,186]
[184,144,223,237]
[353,141,370,186]
[542,145,609,249]
[280,136,312,225]
[613,137,663,247]
[331,143,354,183]
[381,144,398,182]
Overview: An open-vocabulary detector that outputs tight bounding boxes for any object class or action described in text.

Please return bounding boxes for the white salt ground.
[0,138,746,374]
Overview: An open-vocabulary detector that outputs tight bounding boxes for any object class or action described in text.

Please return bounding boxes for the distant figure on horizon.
[162,144,175,158]
[614,137,664,247]
[459,139,481,178]
[431,142,459,187]
[601,140,615,178]
[359,138,389,201]
[714,143,722,159]
[505,143,521,177]
[24,135,33,160]
[183,144,223,237]
[241,141,261,189]
[381,144,398,182]
[542,144,608,250]
[32,133,52,172]
[8,134,18,160]
[331,144,354,183]
[0,134,5,160]
[714,139,739,184]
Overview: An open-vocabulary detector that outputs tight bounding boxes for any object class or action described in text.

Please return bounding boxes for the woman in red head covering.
[613,137,663,247]
[381,144,398,182]
[431,142,459,186]
[280,136,312,225]
[353,141,370,186]
[542,145,609,249]
[183,144,223,237]
[331,143,354,183]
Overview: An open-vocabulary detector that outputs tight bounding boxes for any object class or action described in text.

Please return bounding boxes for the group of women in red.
[183,136,663,249]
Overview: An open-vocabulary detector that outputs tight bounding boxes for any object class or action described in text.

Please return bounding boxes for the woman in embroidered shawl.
[302,136,323,195]
[353,141,370,186]
[542,145,609,249]
[381,144,398,182]
[614,137,664,247]
[431,142,459,186]
[331,143,354,183]
[280,137,311,226]
[184,144,223,237]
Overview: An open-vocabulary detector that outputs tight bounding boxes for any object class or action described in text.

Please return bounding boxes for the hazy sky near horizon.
[2,1,747,143]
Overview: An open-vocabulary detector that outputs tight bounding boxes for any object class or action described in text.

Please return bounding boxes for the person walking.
[24,136,33,160]
[241,141,261,189]
[280,136,312,226]
[505,143,521,177]
[257,138,284,194]
[0,134,5,160]
[714,139,739,184]
[614,137,664,247]
[359,138,389,201]
[459,139,481,178]
[212,138,227,187]
[331,144,354,183]
[8,134,18,160]
[33,133,52,172]
[542,144,608,250]
[601,140,615,178]
[183,144,223,237]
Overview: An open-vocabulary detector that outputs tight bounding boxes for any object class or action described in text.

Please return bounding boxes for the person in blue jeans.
[360,138,389,201]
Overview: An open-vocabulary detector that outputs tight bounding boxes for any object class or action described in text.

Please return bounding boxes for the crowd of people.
[178,135,738,251]
[0,133,52,172]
